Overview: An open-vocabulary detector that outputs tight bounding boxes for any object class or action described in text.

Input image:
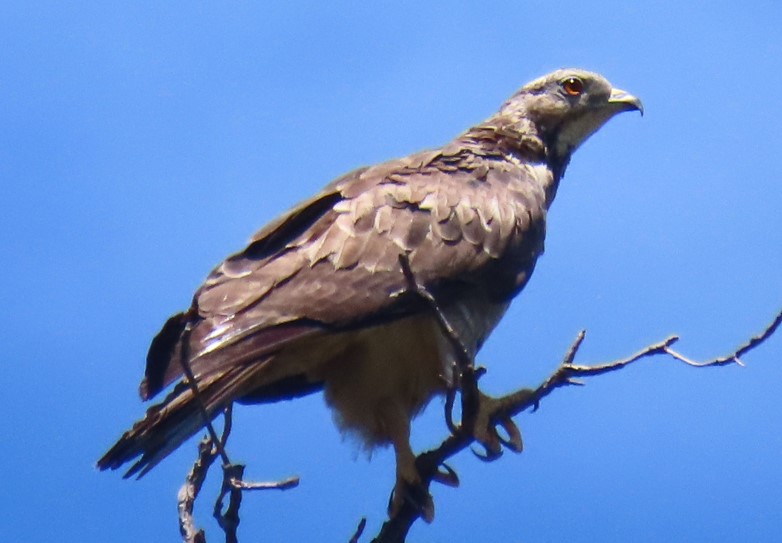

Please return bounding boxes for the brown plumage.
[98,69,641,512]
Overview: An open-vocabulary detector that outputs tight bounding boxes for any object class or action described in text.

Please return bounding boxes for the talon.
[465,390,524,461]
[389,444,436,523]
[471,443,503,462]
[444,387,458,435]
[388,477,435,523]
[431,462,459,488]
[496,417,523,452]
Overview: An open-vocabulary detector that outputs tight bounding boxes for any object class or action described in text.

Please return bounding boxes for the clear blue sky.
[2,2,781,542]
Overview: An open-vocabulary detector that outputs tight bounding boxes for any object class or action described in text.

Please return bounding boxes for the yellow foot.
[388,471,435,523]
[469,391,525,460]
[455,366,528,461]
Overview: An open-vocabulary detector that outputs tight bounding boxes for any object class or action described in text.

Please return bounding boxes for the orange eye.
[562,77,584,96]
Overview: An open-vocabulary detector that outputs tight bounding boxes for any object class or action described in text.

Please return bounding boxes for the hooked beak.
[608,87,644,116]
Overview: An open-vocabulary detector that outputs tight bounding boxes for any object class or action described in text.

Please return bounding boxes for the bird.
[98,68,642,520]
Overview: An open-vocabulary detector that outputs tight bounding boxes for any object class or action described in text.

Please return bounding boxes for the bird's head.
[498,68,643,170]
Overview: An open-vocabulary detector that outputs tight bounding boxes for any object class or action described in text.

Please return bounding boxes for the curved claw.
[471,443,503,462]
[444,386,459,435]
[470,420,504,461]
[388,479,435,523]
[431,462,460,488]
[495,417,523,453]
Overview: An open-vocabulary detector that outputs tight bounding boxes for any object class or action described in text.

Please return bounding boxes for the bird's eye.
[562,77,584,97]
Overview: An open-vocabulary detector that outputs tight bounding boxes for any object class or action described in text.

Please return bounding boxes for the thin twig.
[230,476,300,491]
[527,334,679,410]
[177,256,781,543]
[373,280,782,542]
[214,464,245,543]
[348,518,367,543]
[664,308,782,367]
[178,436,218,543]
[735,308,782,358]
[177,396,301,542]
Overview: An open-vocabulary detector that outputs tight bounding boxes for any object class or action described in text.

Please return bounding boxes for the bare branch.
[526,333,679,411]
[664,308,782,367]
[229,476,300,491]
[178,436,218,543]
[348,518,367,543]
[214,464,244,543]
[176,388,300,543]
[177,258,781,543]
[735,308,782,358]
[371,292,782,541]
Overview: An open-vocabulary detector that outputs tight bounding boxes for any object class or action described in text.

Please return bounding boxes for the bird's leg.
[389,437,435,523]
[457,365,527,461]
[382,402,435,523]
[397,254,525,460]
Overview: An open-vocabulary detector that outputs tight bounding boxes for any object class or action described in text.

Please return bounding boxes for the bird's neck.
[458,113,570,180]
[457,113,569,205]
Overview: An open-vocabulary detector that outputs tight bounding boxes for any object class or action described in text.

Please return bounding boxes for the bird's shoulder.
[194,144,550,322]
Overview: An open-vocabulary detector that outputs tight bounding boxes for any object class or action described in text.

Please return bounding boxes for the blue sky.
[2,2,781,542]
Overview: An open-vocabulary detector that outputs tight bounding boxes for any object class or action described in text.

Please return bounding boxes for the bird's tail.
[97,363,262,478]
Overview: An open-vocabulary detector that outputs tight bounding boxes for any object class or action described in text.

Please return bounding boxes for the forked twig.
[370,260,782,542]
[177,256,781,543]
[178,436,218,543]
[664,309,782,367]
[176,347,299,542]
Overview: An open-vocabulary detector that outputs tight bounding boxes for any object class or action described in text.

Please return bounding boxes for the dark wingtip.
[141,311,190,400]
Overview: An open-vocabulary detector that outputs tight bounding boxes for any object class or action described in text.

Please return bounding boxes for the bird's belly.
[310,296,509,449]
[313,314,446,448]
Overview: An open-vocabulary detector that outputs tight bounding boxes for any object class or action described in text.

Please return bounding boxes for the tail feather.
[97,362,265,477]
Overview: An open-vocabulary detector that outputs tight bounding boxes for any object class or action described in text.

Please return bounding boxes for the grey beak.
[608,87,644,116]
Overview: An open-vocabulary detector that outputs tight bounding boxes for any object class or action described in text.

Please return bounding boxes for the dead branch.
[176,410,300,543]
[372,302,782,543]
[664,309,782,367]
[348,518,368,543]
[229,476,300,491]
[178,436,218,543]
[176,338,299,543]
[175,256,781,543]
[213,463,243,543]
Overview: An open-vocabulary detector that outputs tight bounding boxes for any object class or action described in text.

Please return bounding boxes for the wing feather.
[142,148,549,399]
